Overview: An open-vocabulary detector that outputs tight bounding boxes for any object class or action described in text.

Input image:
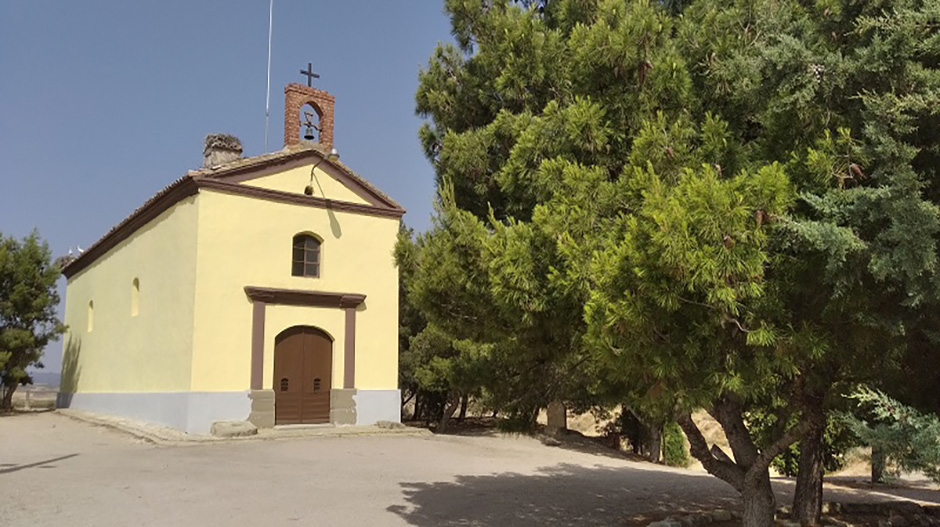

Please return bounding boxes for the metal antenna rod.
[264,0,274,151]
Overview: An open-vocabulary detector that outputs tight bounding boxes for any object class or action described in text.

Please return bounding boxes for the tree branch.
[677,412,745,491]
[710,444,735,464]
[712,397,760,469]
[755,415,814,470]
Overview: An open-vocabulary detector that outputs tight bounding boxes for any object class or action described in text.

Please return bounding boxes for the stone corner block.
[247,389,275,429]
[210,421,258,438]
[330,388,358,425]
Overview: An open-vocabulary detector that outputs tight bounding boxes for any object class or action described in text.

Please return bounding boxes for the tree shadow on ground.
[388,462,741,527]
[821,476,940,505]
[407,417,502,437]
[422,418,651,462]
[545,430,653,463]
[0,453,78,475]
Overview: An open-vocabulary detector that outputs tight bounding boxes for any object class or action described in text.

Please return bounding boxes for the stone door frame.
[243,286,365,428]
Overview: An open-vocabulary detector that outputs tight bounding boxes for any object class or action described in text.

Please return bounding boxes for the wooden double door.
[273,326,332,425]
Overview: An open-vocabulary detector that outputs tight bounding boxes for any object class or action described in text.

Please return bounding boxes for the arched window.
[292,234,320,277]
[87,300,94,332]
[131,278,140,317]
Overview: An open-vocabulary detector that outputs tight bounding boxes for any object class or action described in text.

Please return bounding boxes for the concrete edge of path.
[56,410,433,446]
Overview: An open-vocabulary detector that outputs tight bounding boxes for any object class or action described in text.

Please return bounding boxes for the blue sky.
[0,1,453,372]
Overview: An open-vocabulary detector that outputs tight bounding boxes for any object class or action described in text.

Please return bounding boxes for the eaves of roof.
[62,145,405,279]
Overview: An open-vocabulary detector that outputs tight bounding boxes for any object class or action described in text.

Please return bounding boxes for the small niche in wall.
[131,278,140,317]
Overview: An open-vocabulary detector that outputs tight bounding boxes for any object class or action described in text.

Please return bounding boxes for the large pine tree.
[406,2,940,526]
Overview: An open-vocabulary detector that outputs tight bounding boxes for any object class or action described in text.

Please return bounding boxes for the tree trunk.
[620,407,644,454]
[677,404,814,527]
[647,422,663,463]
[793,426,825,526]
[401,391,416,417]
[437,394,461,433]
[547,400,567,435]
[742,470,777,527]
[871,446,886,483]
[458,394,469,423]
[1,384,15,413]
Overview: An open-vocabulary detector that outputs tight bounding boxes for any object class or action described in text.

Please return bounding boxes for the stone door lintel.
[245,286,365,391]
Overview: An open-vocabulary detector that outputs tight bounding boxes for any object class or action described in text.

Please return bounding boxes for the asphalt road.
[1,412,934,527]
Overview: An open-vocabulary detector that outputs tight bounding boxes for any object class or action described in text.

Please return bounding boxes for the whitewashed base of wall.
[329,389,401,426]
[58,388,402,435]
[56,391,252,435]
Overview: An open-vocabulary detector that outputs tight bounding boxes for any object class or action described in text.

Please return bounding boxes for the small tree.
[397,220,497,429]
[396,224,428,418]
[843,387,940,484]
[0,231,66,412]
[748,409,855,478]
[663,422,691,468]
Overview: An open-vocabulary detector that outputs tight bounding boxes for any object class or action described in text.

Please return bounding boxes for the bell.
[303,125,315,141]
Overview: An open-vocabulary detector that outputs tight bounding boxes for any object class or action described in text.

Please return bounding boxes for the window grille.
[291,234,320,277]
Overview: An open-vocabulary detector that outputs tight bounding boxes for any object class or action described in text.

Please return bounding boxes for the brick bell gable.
[284,83,335,150]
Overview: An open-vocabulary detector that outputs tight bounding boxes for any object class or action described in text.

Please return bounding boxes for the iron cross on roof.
[300,62,320,87]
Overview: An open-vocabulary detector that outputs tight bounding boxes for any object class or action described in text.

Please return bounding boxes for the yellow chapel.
[57,83,403,434]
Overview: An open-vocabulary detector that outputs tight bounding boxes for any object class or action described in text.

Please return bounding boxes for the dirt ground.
[1,412,937,527]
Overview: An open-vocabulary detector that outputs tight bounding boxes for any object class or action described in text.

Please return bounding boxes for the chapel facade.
[57,83,403,433]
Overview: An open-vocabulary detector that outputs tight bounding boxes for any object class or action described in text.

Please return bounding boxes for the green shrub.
[663,421,690,467]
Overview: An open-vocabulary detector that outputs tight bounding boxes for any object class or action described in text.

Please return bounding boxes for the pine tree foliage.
[397,223,494,425]
[406,1,940,523]
[844,387,940,484]
[401,181,596,422]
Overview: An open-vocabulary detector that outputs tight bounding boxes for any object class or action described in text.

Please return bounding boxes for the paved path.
[1,412,936,527]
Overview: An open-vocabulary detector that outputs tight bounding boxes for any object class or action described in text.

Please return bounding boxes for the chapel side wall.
[60,196,199,394]
[189,189,399,393]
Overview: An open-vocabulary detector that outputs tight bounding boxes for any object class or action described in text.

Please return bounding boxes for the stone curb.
[58,409,174,444]
[56,409,433,446]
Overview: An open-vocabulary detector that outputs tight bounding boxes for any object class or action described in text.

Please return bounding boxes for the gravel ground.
[0,412,935,527]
